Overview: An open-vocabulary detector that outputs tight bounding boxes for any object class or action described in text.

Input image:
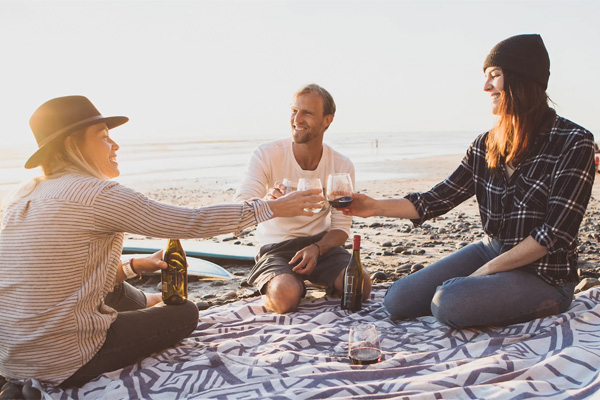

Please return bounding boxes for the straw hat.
[25,95,128,169]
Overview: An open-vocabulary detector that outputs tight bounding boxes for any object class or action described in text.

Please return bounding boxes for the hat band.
[36,115,108,148]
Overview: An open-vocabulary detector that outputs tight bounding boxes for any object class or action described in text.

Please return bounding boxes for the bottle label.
[345,275,355,293]
[343,276,356,308]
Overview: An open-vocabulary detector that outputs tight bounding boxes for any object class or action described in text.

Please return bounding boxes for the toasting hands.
[267,189,325,218]
[341,192,378,217]
[264,181,287,200]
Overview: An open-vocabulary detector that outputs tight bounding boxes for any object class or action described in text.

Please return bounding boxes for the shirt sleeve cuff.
[247,198,274,224]
[405,192,427,227]
[531,224,557,251]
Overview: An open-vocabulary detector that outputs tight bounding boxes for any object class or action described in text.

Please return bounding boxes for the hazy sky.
[1,0,599,150]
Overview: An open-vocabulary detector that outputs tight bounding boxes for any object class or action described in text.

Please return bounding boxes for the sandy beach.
[106,153,600,308]
[1,153,598,308]
[2,152,597,397]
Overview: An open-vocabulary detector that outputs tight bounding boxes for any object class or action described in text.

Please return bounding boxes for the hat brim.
[24,115,129,169]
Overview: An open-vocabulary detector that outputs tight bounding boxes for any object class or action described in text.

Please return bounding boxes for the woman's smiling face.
[484,66,505,115]
[78,123,121,179]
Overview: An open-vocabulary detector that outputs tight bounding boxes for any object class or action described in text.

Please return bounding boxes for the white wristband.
[122,259,138,279]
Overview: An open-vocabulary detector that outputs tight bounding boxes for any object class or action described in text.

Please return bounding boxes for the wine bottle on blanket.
[341,235,364,312]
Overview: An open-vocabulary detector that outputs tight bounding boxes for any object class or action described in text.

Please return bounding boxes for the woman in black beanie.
[343,34,596,328]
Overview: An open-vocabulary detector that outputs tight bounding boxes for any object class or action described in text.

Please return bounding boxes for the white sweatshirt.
[234,138,354,247]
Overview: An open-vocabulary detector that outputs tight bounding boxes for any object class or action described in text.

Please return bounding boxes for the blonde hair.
[6,128,107,205]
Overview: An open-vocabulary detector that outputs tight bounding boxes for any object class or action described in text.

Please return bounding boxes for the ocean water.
[1,130,478,194]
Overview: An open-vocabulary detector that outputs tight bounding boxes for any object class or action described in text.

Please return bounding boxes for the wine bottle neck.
[353,235,361,250]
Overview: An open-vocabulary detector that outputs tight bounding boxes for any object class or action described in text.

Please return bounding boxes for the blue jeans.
[383,236,576,328]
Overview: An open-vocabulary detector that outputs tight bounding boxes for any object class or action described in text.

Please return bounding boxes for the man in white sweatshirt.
[234,84,372,314]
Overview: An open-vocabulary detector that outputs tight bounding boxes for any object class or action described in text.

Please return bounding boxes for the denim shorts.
[248,231,350,296]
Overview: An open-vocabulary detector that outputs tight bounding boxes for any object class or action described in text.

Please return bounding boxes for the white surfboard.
[123,238,257,261]
[121,254,234,280]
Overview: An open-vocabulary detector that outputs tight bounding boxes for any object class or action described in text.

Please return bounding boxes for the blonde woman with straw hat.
[0,95,324,391]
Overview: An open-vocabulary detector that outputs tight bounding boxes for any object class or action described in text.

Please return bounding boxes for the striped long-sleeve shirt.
[406,115,595,285]
[0,173,273,384]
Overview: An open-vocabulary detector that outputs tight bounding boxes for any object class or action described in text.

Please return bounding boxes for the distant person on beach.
[0,96,324,389]
[343,34,596,328]
[234,84,372,314]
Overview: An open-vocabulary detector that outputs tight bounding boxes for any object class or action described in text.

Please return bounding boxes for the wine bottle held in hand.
[162,239,188,305]
[341,234,364,311]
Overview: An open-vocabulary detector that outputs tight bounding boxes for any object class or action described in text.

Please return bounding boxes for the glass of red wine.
[327,173,354,209]
[348,323,382,365]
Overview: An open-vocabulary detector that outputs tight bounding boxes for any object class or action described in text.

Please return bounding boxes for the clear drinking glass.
[348,323,382,365]
[326,173,354,209]
[282,178,297,195]
[297,178,324,213]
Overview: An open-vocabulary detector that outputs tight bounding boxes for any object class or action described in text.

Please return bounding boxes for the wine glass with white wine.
[282,178,297,195]
[297,178,324,213]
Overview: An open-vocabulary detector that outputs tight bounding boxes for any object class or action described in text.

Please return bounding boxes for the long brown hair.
[485,70,555,173]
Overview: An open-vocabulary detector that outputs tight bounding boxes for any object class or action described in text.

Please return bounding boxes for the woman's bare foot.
[146,292,163,307]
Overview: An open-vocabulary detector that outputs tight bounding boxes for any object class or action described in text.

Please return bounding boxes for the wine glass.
[327,173,354,209]
[297,178,324,213]
[282,178,297,195]
[348,323,382,365]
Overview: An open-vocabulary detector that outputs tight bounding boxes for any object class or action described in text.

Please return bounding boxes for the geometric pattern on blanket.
[41,285,600,399]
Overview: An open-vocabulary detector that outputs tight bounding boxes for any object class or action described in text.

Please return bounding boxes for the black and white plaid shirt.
[406,115,596,285]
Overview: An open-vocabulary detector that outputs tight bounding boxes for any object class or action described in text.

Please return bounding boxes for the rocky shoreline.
[126,163,600,310]
[2,153,598,310]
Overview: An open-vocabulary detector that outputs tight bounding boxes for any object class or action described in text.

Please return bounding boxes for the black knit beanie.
[483,34,550,90]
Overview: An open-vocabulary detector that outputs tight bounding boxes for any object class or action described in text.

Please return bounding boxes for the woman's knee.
[183,300,200,329]
[383,280,426,319]
[383,286,406,318]
[430,278,473,328]
[169,300,199,336]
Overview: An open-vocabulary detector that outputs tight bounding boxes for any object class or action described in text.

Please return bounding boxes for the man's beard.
[292,128,319,144]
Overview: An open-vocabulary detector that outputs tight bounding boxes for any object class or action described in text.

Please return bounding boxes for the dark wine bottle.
[162,239,188,305]
[341,234,364,311]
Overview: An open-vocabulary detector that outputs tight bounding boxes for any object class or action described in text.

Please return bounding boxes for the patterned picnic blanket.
[39,285,600,399]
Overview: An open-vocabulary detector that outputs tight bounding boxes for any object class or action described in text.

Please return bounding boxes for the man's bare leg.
[263,274,304,314]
